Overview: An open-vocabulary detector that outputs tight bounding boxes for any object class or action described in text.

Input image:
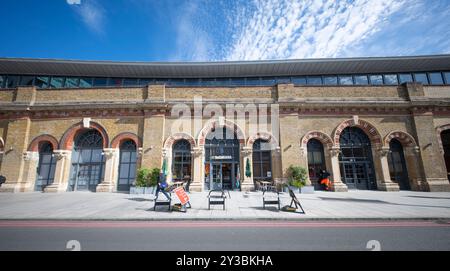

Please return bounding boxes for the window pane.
[260,77,277,85]
[253,163,262,178]
[119,164,129,178]
[245,77,261,86]
[384,74,398,85]
[41,153,52,164]
[444,72,450,84]
[35,76,49,88]
[129,163,136,178]
[307,76,322,85]
[307,151,313,163]
[313,151,323,163]
[139,79,153,86]
[339,76,353,85]
[154,78,168,84]
[79,150,90,163]
[369,75,383,85]
[6,76,20,88]
[414,73,428,85]
[399,74,413,84]
[275,77,290,84]
[49,77,65,88]
[262,163,271,177]
[0,75,4,88]
[91,149,103,162]
[93,78,108,87]
[123,78,139,86]
[354,75,368,85]
[39,164,50,179]
[108,78,123,87]
[429,72,444,85]
[261,151,271,161]
[291,77,306,85]
[121,151,130,162]
[79,77,93,88]
[323,76,338,85]
[65,77,79,88]
[20,76,34,86]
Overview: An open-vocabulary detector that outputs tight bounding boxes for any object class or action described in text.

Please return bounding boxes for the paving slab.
[0,190,449,220]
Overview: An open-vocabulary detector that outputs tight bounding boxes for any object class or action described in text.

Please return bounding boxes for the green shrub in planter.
[286,165,307,190]
[136,168,159,187]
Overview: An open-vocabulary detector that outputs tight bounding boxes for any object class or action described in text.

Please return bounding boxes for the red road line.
[0,220,448,229]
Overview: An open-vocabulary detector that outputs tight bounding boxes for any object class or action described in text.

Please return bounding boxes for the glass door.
[221,163,233,190]
[76,164,90,191]
[211,163,222,190]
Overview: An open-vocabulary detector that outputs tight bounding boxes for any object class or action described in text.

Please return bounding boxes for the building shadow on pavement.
[318,197,450,209]
[406,195,450,200]
[127,197,153,202]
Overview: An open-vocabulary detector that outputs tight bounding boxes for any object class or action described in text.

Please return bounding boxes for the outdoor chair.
[207,189,226,210]
[262,186,280,210]
[153,191,172,211]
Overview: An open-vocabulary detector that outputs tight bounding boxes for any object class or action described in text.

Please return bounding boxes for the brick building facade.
[0,56,450,193]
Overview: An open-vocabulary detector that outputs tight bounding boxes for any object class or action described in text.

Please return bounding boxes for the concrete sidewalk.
[0,190,449,220]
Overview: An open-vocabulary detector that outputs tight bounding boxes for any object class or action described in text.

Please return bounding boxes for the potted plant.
[286,165,309,193]
[133,168,159,194]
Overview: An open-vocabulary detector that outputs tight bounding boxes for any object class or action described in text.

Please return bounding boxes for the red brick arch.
[164,133,196,150]
[28,134,59,152]
[198,119,245,146]
[301,131,333,149]
[60,121,109,150]
[436,124,450,153]
[111,132,141,149]
[384,131,417,148]
[247,131,279,149]
[333,118,382,147]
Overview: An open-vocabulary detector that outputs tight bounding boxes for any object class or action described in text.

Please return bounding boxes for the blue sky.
[0,0,449,62]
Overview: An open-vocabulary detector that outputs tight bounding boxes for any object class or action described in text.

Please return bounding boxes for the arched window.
[307,139,326,187]
[339,127,376,190]
[172,139,192,182]
[441,130,450,181]
[36,142,56,191]
[252,139,272,182]
[118,140,137,191]
[388,139,410,190]
[69,129,105,191]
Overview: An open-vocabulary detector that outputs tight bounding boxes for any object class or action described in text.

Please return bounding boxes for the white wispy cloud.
[224,0,406,60]
[170,1,214,61]
[66,0,81,5]
[68,0,105,34]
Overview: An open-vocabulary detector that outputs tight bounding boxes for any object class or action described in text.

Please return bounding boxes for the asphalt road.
[0,220,449,251]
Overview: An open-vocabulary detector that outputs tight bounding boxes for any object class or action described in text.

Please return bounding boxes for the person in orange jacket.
[319,169,331,191]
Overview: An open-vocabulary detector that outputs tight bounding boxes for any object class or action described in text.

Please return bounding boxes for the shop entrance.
[204,127,241,190]
[210,163,235,190]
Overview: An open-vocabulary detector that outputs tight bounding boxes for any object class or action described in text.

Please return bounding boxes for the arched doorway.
[252,139,272,184]
[307,139,326,190]
[117,140,137,191]
[204,127,240,190]
[69,129,105,191]
[388,139,410,190]
[172,139,192,183]
[441,130,450,181]
[339,127,376,190]
[35,142,56,191]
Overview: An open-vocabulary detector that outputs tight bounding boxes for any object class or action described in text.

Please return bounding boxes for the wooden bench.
[208,190,226,210]
[263,188,280,210]
[153,192,172,211]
